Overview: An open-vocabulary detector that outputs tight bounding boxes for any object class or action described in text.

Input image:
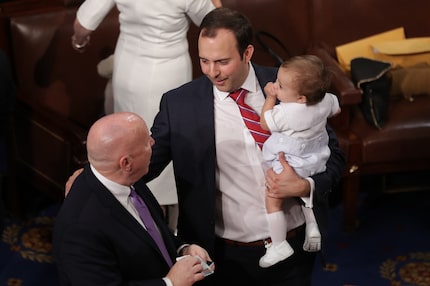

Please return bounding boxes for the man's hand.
[181,244,213,266]
[265,152,310,198]
[169,243,214,286]
[167,255,205,286]
[65,168,83,197]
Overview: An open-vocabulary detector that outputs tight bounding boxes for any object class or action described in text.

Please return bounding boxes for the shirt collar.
[90,164,131,199]
[214,62,258,100]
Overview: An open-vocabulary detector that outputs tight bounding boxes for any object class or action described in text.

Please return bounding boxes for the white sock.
[266,211,287,246]
[301,206,321,252]
[301,205,317,224]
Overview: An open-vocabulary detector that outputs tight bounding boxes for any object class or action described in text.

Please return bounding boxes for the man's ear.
[120,155,133,172]
[243,44,254,63]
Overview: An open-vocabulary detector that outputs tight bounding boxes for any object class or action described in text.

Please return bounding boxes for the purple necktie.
[130,187,173,267]
[229,88,271,149]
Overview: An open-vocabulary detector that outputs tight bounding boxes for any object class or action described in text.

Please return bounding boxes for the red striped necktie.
[229,88,271,149]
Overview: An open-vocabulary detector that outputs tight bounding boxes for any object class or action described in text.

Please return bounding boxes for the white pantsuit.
[77,0,215,206]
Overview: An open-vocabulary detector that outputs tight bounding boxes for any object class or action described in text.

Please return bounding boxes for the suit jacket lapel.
[85,166,174,264]
[131,184,177,262]
[253,63,278,97]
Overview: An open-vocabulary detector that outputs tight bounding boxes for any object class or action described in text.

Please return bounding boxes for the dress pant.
[213,225,316,286]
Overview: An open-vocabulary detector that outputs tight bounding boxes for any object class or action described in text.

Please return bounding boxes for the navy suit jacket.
[144,64,345,255]
[54,164,180,286]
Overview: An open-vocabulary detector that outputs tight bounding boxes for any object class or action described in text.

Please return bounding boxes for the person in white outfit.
[259,55,341,268]
[71,0,221,231]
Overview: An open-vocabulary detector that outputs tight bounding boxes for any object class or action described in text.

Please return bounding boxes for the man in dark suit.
[143,7,345,286]
[54,112,213,286]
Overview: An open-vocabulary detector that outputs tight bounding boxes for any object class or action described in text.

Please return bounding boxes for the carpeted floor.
[312,189,430,286]
[1,173,430,286]
[0,203,60,286]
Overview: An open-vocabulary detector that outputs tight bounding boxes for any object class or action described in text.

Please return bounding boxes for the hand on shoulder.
[65,168,84,197]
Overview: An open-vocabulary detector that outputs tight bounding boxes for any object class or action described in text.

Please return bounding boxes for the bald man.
[53,112,213,286]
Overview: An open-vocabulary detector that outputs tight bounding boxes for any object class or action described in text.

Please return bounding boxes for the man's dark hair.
[199,7,253,59]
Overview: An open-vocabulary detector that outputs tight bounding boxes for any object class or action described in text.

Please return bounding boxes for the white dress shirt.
[213,64,310,242]
[90,165,149,227]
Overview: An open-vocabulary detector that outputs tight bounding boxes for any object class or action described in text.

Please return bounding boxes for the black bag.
[350,57,392,129]
[256,31,291,67]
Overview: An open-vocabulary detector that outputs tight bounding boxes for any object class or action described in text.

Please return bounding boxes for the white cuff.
[177,244,190,256]
[301,177,315,208]
[163,277,173,286]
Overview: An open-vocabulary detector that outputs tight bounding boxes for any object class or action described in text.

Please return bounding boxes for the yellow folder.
[371,37,430,68]
[335,27,405,71]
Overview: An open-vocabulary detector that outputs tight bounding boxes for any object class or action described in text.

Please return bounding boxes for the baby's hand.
[264,82,277,99]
